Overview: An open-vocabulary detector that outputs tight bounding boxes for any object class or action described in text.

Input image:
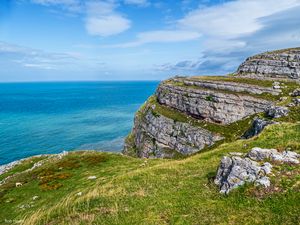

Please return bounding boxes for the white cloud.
[155,0,300,75]
[31,0,82,13]
[178,0,300,38]
[85,1,131,37]
[107,30,201,47]
[0,42,82,70]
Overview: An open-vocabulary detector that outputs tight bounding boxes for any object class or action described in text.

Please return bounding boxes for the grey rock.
[179,78,281,96]
[292,98,300,106]
[255,177,271,188]
[291,88,300,97]
[242,118,275,139]
[124,106,224,158]
[237,48,300,80]
[214,156,268,194]
[247,147,300,164]
[215,148,299,194]
[156,83,273,124]
[266,106,289,118]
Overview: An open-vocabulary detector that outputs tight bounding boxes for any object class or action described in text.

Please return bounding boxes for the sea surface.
[0,81,159,165]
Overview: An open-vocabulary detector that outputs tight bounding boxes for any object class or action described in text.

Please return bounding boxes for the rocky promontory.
[123,48,300,158]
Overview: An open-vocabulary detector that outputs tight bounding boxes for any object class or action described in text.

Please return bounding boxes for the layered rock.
[124,102,223,158]
[156,82,272,124]
[177,78,281,96]
[237,48,300,80]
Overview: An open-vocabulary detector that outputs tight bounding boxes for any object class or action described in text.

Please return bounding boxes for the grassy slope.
[1,123,299,225]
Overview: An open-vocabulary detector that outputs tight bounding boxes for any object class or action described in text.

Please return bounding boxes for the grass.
[189,76,276,87]
[1,123,299,224]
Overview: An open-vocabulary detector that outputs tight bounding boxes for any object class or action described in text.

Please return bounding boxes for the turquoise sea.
[0,81,159,165]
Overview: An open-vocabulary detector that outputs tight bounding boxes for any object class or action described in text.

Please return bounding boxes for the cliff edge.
[123,48,300,158]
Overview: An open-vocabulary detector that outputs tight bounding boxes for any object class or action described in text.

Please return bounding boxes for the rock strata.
[237,48,300,80]
[176,78,281,96]
[156,83,272,124]
[125,105,223,158]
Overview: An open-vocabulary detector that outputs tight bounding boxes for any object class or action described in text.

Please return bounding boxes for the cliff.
[123,47,300,158]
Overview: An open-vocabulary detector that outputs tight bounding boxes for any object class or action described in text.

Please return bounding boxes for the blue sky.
[0,0,300,81]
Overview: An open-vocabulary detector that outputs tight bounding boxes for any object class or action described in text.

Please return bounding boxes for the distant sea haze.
[0,81,159,165]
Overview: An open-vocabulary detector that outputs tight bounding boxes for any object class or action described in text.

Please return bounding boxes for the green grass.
[1,123,299,225]
[189,76,276,87]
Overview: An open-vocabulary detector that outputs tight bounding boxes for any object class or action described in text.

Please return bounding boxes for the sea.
[0,81,159,165]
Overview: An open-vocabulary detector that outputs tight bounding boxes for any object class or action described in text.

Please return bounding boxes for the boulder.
[242,118,275,139]
[247,147,300,164]
[214,147,299,194]
[214,156,271,194]
[266,106,289,118]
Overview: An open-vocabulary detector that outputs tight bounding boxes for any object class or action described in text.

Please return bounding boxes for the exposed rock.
[214,156,271,194]
[247,147,300,164]
[156,82,272,124]
[124,105,223,158]
[292,98,300,106]
[242,118,275,139]
[255,177,271,188]
[291,88,300,97]
[215,147,299,194]
[177,78,281,96]
[266,106,289,118]
[237,48,300,80]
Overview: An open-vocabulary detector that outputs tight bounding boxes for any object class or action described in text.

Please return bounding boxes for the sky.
[0,0,300,81]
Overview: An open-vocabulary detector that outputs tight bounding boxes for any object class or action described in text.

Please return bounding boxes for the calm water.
[0,81,159,165]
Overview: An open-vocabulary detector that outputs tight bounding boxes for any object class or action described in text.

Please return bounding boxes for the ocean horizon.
[0,81,159,165]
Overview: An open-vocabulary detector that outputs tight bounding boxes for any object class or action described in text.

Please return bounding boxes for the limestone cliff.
[237,48,300,79]
[123,48,300,158]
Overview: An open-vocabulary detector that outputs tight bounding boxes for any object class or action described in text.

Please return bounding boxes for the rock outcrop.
[214,147,300,194]
[237,48,300,80]
[123,100,224,158]
[123,48,300,159]
[242,118,275,139]
[156,81,272,124]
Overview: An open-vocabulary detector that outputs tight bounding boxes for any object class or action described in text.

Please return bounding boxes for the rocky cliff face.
[123,48,300,158]
[156,80,272,124]
[237,48,300,80]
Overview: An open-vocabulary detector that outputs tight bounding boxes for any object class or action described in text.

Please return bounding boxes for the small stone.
[255,177,271,188]
[280,97,288,101]
[273,85,281,89]
[15,182,22,187]
[87,176,97,180]
[32,196,39,201]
